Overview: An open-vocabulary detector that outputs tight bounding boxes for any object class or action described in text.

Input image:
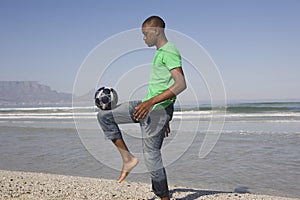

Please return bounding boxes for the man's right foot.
[117,157,139,183]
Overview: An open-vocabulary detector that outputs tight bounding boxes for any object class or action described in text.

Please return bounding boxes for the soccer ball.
[94,87,118,110]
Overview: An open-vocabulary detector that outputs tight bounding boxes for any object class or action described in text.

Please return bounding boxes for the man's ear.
[154,27,161,36]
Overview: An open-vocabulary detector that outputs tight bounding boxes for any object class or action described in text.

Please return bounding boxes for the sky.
[1,0,300,103]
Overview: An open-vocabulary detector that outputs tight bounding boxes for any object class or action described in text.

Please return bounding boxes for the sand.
[0,170,298,200]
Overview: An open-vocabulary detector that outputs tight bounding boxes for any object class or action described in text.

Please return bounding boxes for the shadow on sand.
[169,188,231,200]
[148,186,250,200]
[171,186,251,200]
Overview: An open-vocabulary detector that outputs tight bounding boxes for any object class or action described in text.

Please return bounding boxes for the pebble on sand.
[0,170,299,200]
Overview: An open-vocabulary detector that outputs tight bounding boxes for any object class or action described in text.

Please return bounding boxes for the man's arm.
[133,67,186,121]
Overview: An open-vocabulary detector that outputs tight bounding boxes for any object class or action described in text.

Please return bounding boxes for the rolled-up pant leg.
[140,107,172,198]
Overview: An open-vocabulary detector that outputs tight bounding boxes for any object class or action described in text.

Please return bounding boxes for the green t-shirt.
[143,42,182,109]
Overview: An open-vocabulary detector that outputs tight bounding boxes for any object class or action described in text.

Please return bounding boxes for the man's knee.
[97,110,112,123]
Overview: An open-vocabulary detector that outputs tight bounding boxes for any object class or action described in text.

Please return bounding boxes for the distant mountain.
[0,81,72,106]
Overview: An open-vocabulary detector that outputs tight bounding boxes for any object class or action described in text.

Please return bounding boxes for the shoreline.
[0,170,299,200]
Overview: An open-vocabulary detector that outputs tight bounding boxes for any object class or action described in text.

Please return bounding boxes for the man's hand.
[133,99,154,121]
[134,100,171,137]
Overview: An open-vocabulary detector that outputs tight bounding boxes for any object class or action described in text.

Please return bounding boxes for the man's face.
[142,24,157,47]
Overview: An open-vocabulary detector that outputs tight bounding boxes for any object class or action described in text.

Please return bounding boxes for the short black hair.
[142,16,165,28]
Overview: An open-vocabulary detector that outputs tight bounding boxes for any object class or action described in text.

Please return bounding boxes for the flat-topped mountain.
[0,81,72,106]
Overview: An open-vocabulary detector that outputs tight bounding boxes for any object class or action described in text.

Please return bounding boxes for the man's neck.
[156,37,168,50]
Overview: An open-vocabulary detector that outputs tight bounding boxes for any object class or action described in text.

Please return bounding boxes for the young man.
[97,16,186,200]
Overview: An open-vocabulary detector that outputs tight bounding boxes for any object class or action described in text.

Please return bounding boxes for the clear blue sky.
[1,0,299,102]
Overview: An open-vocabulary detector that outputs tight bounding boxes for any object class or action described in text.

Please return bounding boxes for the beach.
[0,103,300,199]
[1,170,299,200]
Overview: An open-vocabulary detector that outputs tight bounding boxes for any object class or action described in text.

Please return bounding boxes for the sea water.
[0,102,299,198]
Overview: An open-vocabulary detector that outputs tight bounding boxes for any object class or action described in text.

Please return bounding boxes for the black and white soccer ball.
[94,87,118,110]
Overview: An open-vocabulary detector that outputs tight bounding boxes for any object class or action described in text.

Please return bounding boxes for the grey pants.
[97,100,173,198]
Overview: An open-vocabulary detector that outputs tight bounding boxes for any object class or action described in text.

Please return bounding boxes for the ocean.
[0,102,299,198]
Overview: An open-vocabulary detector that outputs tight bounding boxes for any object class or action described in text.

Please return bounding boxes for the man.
[97,16,186,200]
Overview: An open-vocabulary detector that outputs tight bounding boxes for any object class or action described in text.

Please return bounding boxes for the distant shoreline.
[1,81,299,108]
[0,170,299,200]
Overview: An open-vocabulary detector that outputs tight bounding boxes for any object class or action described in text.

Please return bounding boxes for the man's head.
[142,15,165,29]
[142,16,166,48]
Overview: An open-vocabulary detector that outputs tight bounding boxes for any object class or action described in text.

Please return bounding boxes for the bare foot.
[117,157,139,183]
